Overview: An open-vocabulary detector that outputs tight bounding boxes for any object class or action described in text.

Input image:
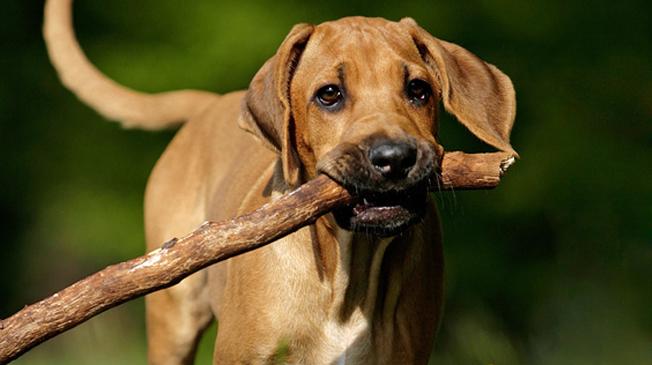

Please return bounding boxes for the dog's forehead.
[316,16,398,31]
[306,17,420,62]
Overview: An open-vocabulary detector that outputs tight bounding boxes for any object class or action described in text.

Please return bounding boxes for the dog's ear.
[239,23,314,186]
[400,18,517,156]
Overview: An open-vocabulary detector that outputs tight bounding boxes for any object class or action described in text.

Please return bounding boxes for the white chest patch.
[321,308,370,365]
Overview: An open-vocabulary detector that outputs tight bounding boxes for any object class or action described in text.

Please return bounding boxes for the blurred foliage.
[1,0,651,364]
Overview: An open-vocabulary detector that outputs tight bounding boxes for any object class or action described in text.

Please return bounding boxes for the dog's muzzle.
[316,138,440,237]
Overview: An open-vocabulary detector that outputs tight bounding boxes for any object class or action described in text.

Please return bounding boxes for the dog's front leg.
[146,272,214,365]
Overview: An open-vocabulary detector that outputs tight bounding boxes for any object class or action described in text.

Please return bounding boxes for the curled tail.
[43,0,218,130]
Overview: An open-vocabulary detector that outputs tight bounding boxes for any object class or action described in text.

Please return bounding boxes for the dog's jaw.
[330,181,430,237]
[316,139,439,237]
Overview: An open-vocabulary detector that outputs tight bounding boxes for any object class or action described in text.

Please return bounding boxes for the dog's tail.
[43,0,218,130]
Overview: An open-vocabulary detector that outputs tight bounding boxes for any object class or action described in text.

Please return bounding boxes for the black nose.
[368,141,417,179]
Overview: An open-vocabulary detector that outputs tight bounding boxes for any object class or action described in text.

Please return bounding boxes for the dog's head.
[240,17,516,236]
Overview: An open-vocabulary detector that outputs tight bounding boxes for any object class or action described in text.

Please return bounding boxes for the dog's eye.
[315,85,343,108]
[406,79,432,105]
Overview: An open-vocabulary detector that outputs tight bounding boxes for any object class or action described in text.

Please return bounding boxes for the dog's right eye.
[406,79,432,106]
[315,85,343,108]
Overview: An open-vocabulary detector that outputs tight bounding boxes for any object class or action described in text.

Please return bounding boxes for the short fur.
[44,1,516,364]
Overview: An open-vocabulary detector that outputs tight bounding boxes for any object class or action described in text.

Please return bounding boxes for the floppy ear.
[239,23,314,186]
[400,18,518,156]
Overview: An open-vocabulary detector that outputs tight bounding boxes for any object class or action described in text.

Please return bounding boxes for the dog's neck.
[263,163,441,361]
[269,162,414,323]
[311,215,411,325]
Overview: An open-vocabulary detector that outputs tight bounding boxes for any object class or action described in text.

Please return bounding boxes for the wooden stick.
[0,151,515,364]
[440,151,516,189]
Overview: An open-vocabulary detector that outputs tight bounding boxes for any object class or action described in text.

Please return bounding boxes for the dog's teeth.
[363,198,370,205]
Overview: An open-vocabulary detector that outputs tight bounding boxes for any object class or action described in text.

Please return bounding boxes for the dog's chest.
[311,308,371,365]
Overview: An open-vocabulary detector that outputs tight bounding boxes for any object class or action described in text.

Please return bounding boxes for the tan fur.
[44,2,516,364]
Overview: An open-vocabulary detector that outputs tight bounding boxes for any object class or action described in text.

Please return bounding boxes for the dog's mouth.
[332,181,429,237]
[316,137,441,237]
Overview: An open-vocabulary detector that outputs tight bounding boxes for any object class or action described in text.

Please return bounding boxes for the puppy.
[44,1,516,363]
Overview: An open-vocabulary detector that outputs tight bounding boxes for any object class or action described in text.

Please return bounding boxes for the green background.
[2,0,651,364]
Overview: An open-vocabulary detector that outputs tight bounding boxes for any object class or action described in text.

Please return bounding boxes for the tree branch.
[0,151,515,364]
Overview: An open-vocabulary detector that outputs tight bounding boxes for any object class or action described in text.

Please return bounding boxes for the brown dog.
[44,1,516,364]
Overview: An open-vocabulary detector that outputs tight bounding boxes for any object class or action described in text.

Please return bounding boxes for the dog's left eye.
[406,79,432,105]
[315,84,343,108]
